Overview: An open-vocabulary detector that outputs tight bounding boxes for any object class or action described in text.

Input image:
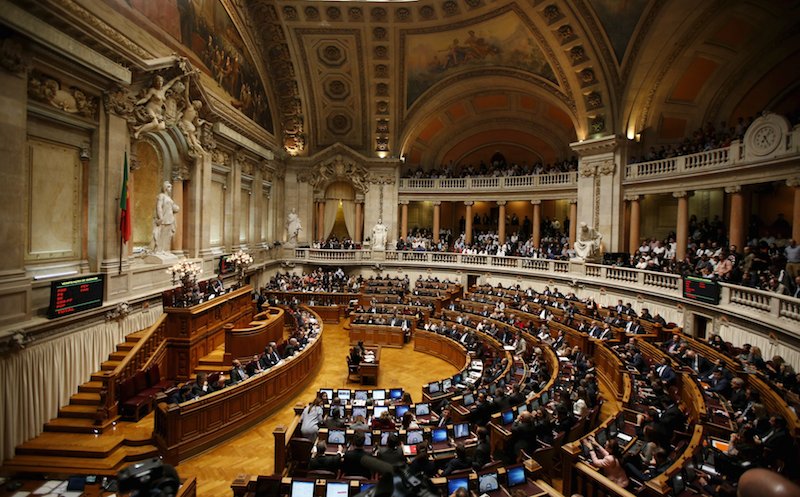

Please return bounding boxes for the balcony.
[397,172,578,199]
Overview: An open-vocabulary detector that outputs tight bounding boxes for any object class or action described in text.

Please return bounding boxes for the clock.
[751,124,779,155]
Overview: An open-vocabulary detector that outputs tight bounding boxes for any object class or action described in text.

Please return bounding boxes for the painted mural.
[405,11,557,108]
[127,0,273,133]
[589,0,649,64]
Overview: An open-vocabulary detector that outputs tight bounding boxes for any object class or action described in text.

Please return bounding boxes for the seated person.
[377,433,405,466]
[441,443,472,476]
[229,359,249,384]
[341,432,373,478]
[582,436,629,488]
[309,441,341,473]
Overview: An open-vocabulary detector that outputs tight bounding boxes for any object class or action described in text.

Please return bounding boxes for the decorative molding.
[0,37,27,75]
[787,178,800,188]
[297,154,371,194]
[597,159,615,176]
[578,162,595,177]
[724,185,742,194]
[672,191,690,199]
[624,194,640,202]
[55,0,152,60]
[28,70,98,119]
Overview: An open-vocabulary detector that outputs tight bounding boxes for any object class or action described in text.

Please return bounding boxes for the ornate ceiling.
[15,0,800,167]
[235,0,800,166]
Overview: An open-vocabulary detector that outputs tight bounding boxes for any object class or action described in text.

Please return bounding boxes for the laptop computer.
[405,429,424,446]
[453,422,470,440]
[352,407,367,420]
[389,388,403,400]
[415,403,430,416]
[428,381,442,395]
[462,393,475,407]
[431,427,450,450]
[372,389,386,402]
[446,476,469,495]
[337,389,351,401]
[373,405,389,418]
[501,409,515,426]
[506,464,546,496]
[478,471,503,497]
[354,390,369,401]
[327,429,346,446]
[325,481,349,497]
[291,480,315,497]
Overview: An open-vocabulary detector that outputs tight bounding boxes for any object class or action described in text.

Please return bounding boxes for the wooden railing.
[224,307,284,362]
[97,314,168,422]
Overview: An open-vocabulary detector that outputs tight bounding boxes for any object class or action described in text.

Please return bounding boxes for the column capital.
[672,191,691,199]
[432,201,442,206]
[530,200,542,205]
[569,198,578,204]
[787,177,800,188]
[724,185,742,194]
[399,200,410,205]
[497,200,507,206]
[464,201,474,206]
[624,194,640,202]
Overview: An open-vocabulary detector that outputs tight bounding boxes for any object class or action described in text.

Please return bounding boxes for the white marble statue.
[152,181,180,254]
[178,81,205,156]
[371,219,388,251]
[573,222,602,261]
[133,74,185,139]
[286,208,302,247]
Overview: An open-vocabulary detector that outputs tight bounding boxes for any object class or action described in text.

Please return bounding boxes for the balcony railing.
[398,172,577,193]
[282,249,800,335]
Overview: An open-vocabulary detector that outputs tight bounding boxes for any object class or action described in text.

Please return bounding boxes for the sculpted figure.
[286,208,302,247]
[371,219,388,251]
[152,181,180,254]
[178,81,206,155]
[133,74,185,139]
[573,222,602,260]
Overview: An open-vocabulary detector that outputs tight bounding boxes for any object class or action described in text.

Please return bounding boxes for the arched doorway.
[322,181,356,242]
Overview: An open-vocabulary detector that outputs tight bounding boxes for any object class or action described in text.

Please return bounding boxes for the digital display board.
[683,276,720,304]
[48,274,105,318]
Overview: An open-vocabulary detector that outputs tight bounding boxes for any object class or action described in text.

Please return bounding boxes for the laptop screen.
[325,482,349,497]
[501,410,514,425]
[360,483,375,493]
[415,403,430,416]
[442,378,452,390]
[395,405,409,419]
[428,381,441,394]
[373,406,389,418]
[507,465,525,487]
[447,477,469,495]
[462,393,475,406]
[337,389,351,400]
[380,431,397,446]
[291,480,315,497]
[389,388,403,399]
[327,429,346,445]
[517,404,528,414]
[432,428,448,443]
[354,390,368,401]
[319,389,333,401]
[372,389,386,401]
[352,407,367,419]
[362,432,373,447]
[454,422,470,439]
[406,430,424,445]
[479,473,499,492]
[453,374,462,383]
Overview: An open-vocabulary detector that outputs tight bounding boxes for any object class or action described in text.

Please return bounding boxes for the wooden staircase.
[194,344,228,375]
[2,329,161,476]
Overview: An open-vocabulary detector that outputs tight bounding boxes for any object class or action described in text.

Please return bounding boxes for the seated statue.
[573,222,602,261]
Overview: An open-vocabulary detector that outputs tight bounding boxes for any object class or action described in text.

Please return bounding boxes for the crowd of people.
[263,268,362,293]
[402,152,578,179]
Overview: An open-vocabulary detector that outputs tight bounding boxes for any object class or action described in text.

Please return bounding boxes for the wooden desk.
[224,307,284,362]
[349,323,405,348]
[359,347,380,385]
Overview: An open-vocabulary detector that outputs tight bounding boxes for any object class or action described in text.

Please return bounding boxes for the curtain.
[342,199,356,239]
[0,305,162,463]
[323,200,338,241]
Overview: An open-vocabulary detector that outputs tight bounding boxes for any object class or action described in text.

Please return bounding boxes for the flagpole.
[119,221,124,275]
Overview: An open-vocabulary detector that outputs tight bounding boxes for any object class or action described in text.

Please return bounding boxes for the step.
[70,392,101,406]
[15,433,124,458]
[90,371,113,382]
[116,342,135,352]
[122,444,160,461]
[78,381,105,394]
[109,351,129,361]
[194,364,227,374]
[100,360,122,371]
[2,451,128,476]
[44,416,117,434]
[58,405,100,419]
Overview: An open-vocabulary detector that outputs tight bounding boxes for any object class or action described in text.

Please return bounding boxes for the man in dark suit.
[707,369,731,397]
[508,412,537,461]
[377,433,405,466]
[442,443,473,475]
[507,384,525,406]
[341,432,372,478]
[655,358,677,384]
[683,349,712,377]
[657,401,686,433]
[472,427,491,469]
[309,441,341,473]
[626,319,645,334]
[229,359,249,384]
[756,416,792,468]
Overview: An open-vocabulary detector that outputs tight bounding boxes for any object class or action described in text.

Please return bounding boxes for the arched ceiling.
[230,0,800,164]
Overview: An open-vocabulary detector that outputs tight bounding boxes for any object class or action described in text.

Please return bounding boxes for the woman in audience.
[582,436,630,488]
[349,414,369,432]
[371,409,396,430]
[300,396,324,440]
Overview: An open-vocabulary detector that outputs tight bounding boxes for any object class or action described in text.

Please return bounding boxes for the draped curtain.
[0,305,162,463]
[342,200,356,239]
[323,200,338,241]
[323,181,356,240]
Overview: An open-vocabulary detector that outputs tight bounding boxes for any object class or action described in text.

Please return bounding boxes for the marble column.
[569,200,577,243]
[789,178,800,242]
[497,201,507,243]
[355,201,364,243]
[674,191,690,261]
[531,200,542,248]
[726,186,744,251]
[400,201,409,241]
[433,201,441,243]
[465,201,474,244]
[171,177,184,254]
[627,195,641,253]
